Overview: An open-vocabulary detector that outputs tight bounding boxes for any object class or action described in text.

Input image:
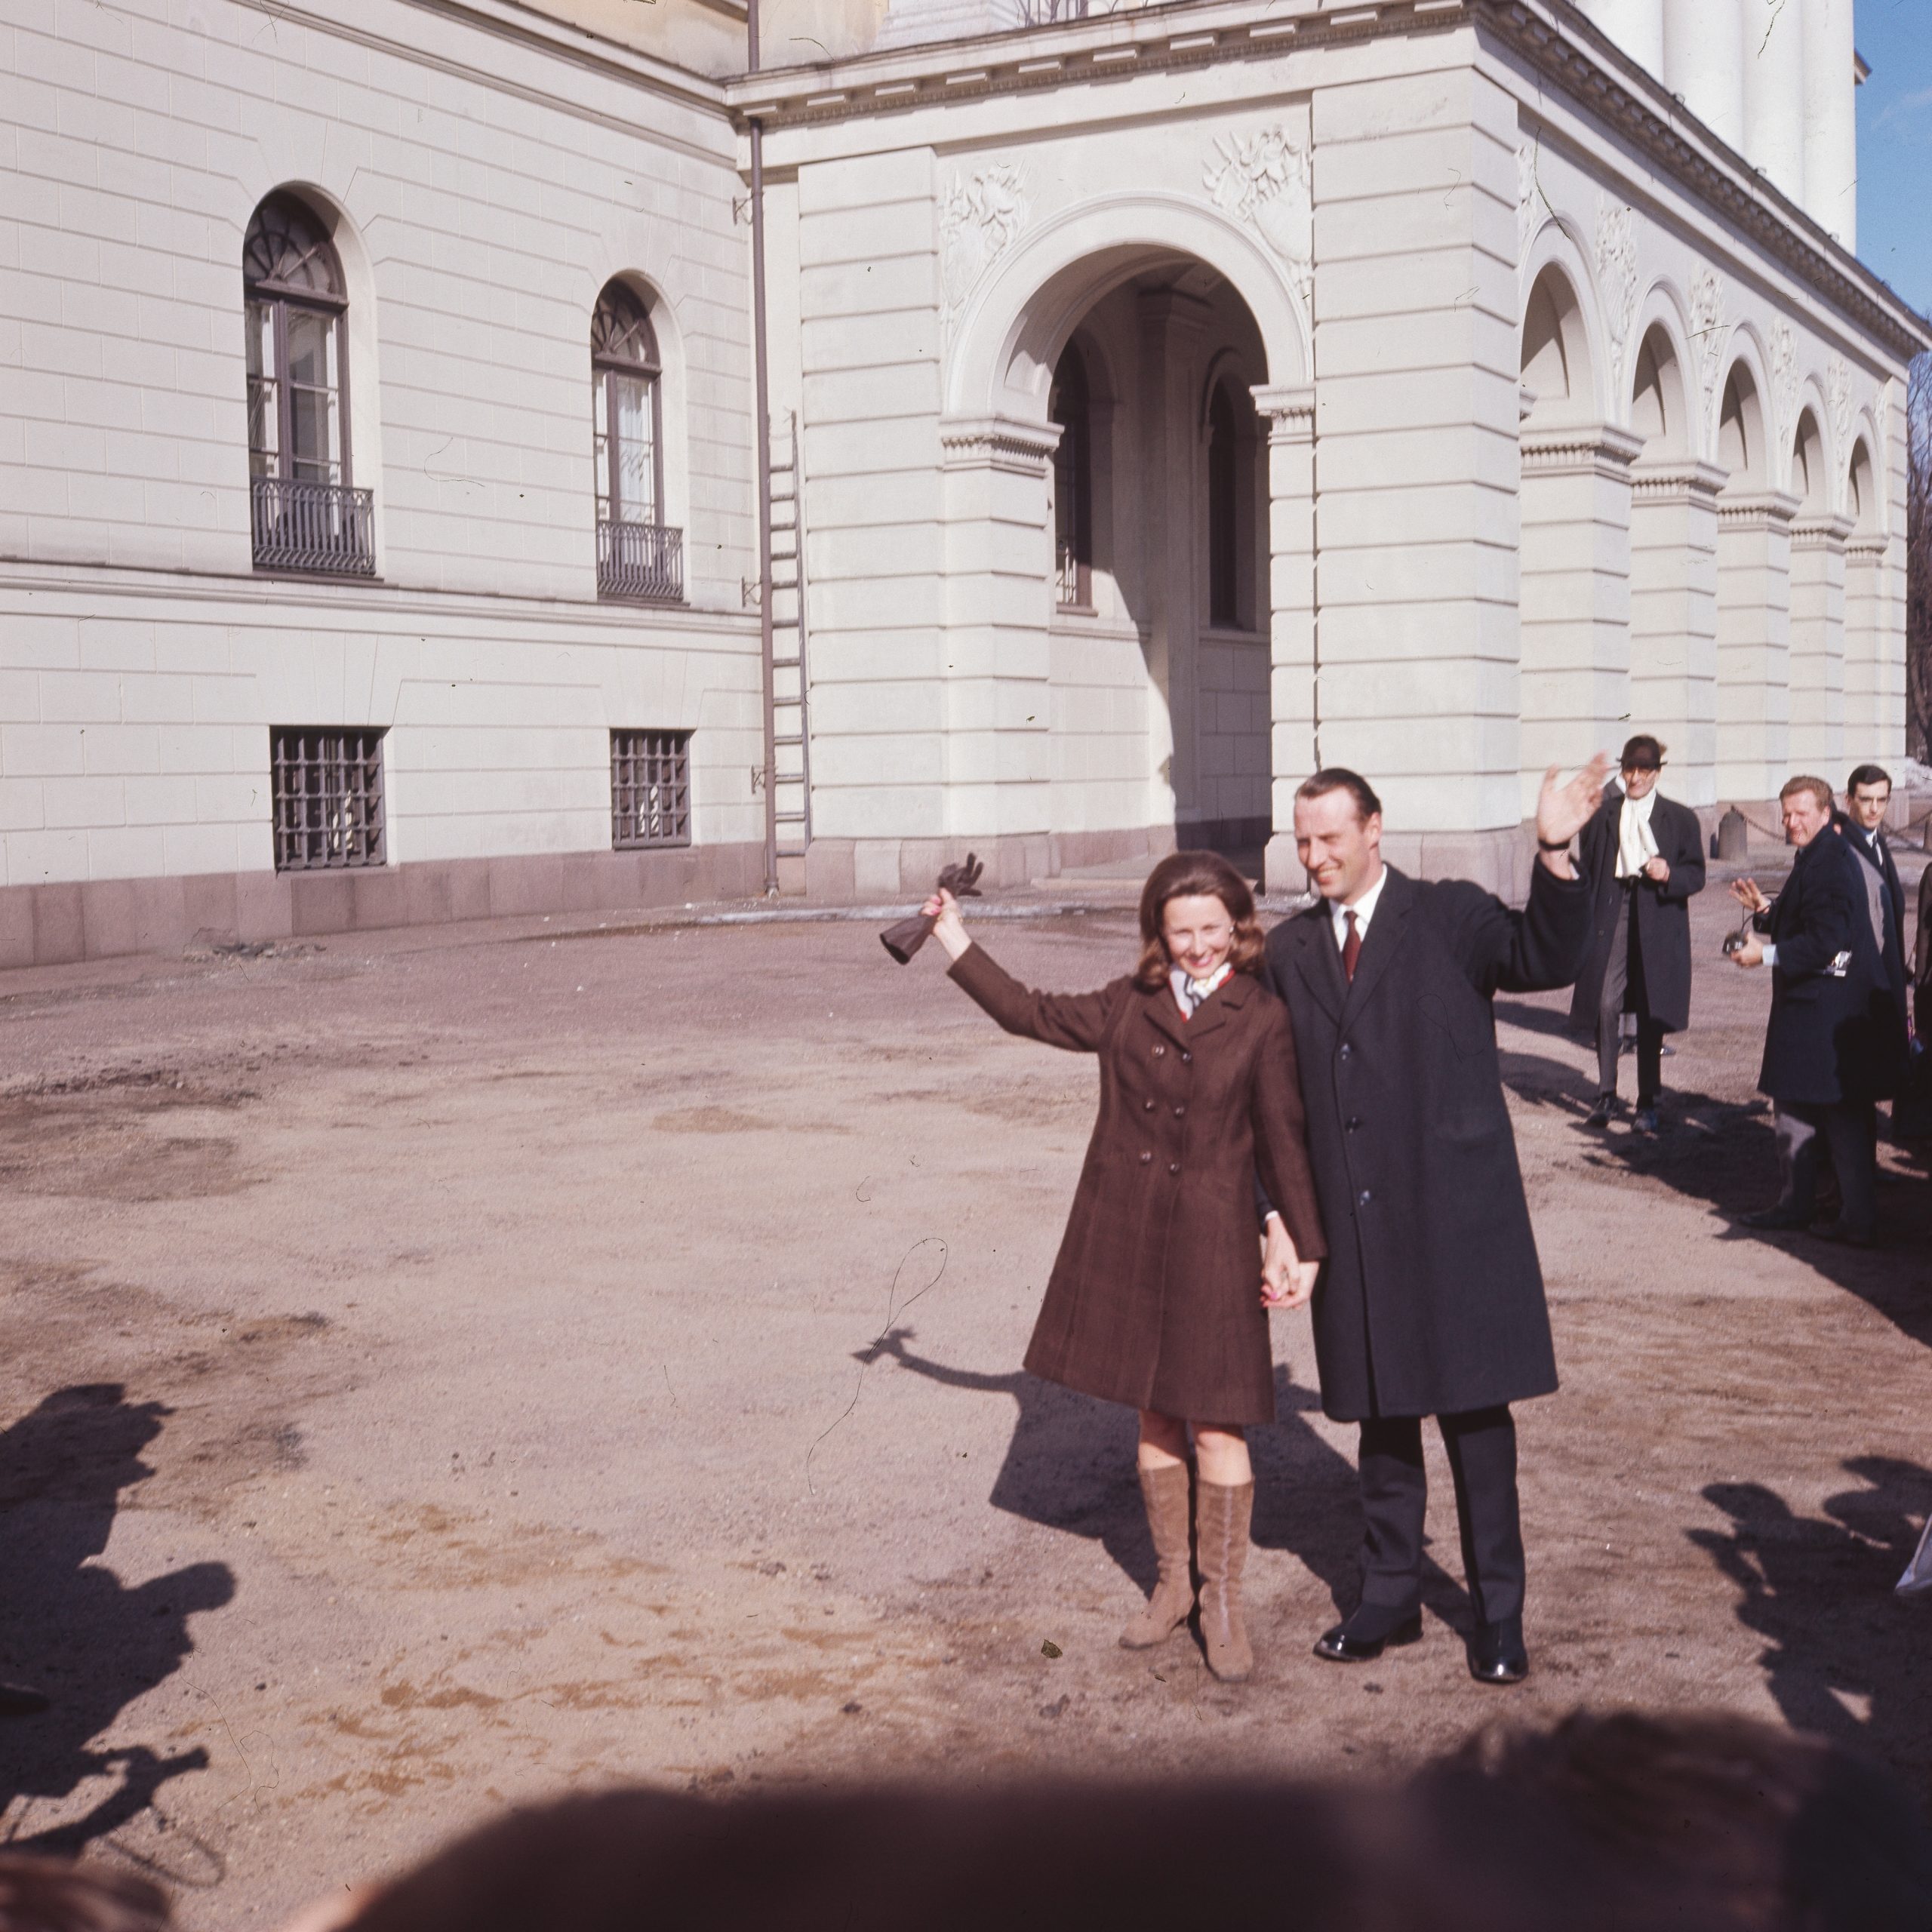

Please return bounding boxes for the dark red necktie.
[1343,909,1362,983]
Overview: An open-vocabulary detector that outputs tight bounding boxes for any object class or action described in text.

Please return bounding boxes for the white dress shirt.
[1331,863,1389,952]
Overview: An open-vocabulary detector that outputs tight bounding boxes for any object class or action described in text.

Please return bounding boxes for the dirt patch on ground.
[0,882,1928,1924]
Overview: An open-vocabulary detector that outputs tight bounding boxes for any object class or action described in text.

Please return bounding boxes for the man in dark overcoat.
[1569,734,1706,1132]
[1730,774,1900,1247]
[1260,755,1609,1685]
[1839,763,1910,1074]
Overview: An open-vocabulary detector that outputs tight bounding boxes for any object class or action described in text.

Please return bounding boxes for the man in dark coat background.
[1570,734,1706,1133]
[1260,754,1609,1686]
[1840,763,1910,1076]
[1730,774,1899,1247]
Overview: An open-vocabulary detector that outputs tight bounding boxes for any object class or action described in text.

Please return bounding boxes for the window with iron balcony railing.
[592,281,683,604]
[244,193,375,577]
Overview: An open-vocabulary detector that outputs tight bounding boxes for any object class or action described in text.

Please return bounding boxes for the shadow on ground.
[1692,1457,1932,1800]
[0,1383,234,1853]
[857,1336,1473,1650]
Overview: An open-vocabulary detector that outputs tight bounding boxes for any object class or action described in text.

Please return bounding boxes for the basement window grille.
[611,730,691,850]
[271,728,387,872]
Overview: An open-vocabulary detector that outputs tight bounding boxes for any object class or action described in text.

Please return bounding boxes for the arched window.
[593,281,679,601]
[1050,343,1092,609]
[1207,381,1241,628]
[245,193,371,574]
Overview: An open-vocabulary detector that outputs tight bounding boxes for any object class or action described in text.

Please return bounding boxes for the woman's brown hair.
[1134,850,1264,990]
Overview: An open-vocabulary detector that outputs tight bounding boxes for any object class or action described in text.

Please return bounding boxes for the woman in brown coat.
[922,851,1326,1680]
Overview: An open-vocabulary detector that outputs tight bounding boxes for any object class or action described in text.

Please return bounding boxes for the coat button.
[1173,1105,1186,1118]
[1346,1116,1361,1131]
[1339,1043,1352,1060]
[1168,1161,1181,1174]
[1139,1150,1152,1164]
[1152,1044,1166,1058]
[1143,1098,1155,1112]
[1358,1189,1372,1206]
[1180,1051,1192,1063]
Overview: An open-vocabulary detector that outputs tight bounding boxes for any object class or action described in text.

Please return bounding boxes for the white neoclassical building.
[0,0,1924,964]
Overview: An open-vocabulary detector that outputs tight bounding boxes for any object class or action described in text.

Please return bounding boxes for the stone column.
[1715,491,1799,802]
[934,413,1061,888]
[1137,289,1210,842]
[1517,423,1644,814]
[1309,66,1526,896]
[1628,460,1724,808]
[1576,0,1664,77]
[1787,512,1854,775]
[1803,0,1857,248]
[1252,383,1315,893]
[1743,0,1807,205]
[1663,0,1743,151]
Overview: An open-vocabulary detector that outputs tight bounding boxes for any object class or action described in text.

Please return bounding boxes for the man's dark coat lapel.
[1291,909,1346,1023]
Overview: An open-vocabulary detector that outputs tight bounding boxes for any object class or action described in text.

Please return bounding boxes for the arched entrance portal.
[940,211,1312,884]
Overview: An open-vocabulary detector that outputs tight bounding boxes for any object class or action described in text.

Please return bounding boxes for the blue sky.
[1856,0,1932,317]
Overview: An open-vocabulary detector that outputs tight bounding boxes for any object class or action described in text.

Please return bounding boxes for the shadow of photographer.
[0,1383,235,1853]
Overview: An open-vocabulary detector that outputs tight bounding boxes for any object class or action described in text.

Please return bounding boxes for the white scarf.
[1616,789,1660,878]
[1170,960,1233,1018]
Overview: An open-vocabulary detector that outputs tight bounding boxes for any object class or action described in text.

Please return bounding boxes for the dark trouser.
[1597,885,1663,1103]
[1358,1407,1524,1628]
[1774,1099,1878,1239]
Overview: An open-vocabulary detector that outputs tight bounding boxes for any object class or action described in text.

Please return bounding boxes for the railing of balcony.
[598,519,684,603]
[1017,0,1091,23]
[250,476,377,577]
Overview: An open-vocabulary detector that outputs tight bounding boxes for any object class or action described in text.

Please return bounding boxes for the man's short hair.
[1620,734,1664,771]
[1296,768,1383,823]
[1779,775,1835,814]
[1847,762,1892,797]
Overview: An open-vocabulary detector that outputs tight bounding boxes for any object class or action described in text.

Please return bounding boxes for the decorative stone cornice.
[1715,490,1802,528]
[729,0,1929,365]
[1520,420,1644,477]
[1846,533,1890,561]
[1789,513,1857,552]
[1250,383,1315,443]
[938,413,1062,474]
[1629,458,1729,503]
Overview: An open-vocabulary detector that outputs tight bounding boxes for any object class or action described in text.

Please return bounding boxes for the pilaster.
[1715,490,1800,802]
[1787,512,1854,777]
[1629,458,1725,808]
[1137,291,1211,839]
[1517,420,1644,814]
[936,411,1060,869]
[1842,534,1894,761]
[1308,63,1523,848]
[1253,383,1315,895]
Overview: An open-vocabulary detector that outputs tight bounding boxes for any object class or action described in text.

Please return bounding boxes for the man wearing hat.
[1571,736,1706,1133]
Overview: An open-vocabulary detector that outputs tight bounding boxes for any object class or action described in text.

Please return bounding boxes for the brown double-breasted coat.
[947,942,1326,1424]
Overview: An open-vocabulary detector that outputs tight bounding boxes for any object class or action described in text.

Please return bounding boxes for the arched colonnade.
[1517,222,1890,815]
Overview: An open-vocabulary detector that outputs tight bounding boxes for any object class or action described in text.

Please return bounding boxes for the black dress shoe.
[1584,1094,1620,1128]
[1743,1205,1810,1230]
[1466,1617,1528,1685]
[1314,1607,1423,1663]
[0,1682,49,1718]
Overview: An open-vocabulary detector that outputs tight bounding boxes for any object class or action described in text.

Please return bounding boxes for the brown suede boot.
[1118,1462,1195,1649]
[1195,1478,1255,1681]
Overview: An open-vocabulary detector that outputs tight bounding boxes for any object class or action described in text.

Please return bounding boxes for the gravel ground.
[2,869,1929,1927]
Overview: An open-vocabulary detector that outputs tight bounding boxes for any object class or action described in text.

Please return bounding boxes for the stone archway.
[937,199,1312,882]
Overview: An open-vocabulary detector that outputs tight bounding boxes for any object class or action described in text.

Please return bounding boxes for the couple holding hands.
[920,756,1611,1687]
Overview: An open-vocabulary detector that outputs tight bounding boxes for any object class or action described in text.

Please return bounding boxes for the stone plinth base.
[0,843,768,972]
[804,823,1179,903]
